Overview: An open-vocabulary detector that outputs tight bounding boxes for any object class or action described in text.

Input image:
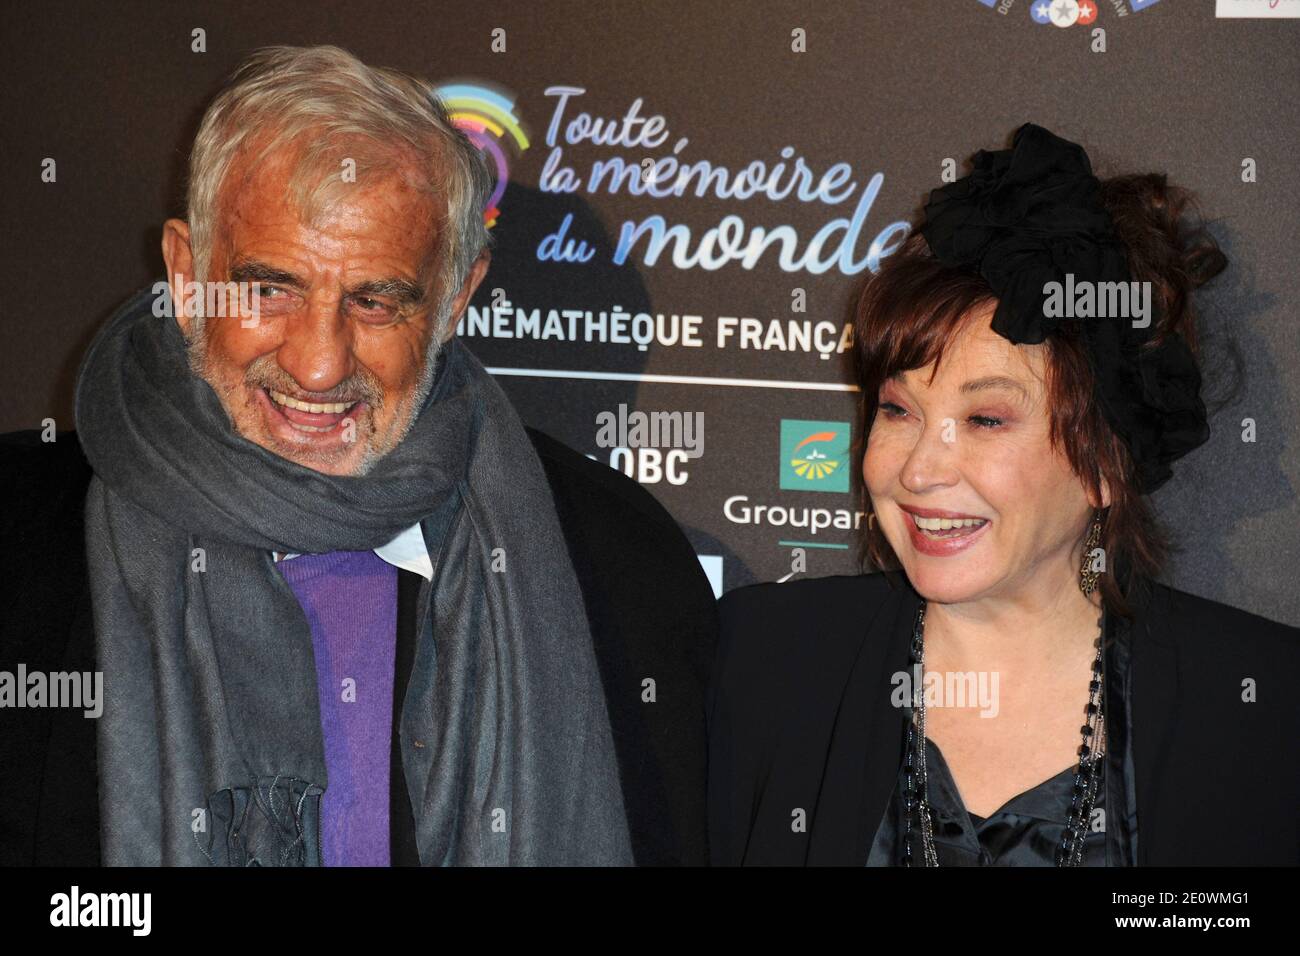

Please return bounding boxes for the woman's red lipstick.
[898,504,991,557]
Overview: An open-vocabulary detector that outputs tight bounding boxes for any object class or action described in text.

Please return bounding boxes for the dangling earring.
[1079,510,1104,595]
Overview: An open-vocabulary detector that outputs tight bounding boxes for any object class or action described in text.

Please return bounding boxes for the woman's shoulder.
[708,572,909,761]
[1134,578,1299,664]
[712,572,911,695]
[718,571,905,640]
[718,569,893,606]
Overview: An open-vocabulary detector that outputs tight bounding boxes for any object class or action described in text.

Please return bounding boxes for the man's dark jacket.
[0,427,717,866]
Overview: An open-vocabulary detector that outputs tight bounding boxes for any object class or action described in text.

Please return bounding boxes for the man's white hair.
[185,44,494,336]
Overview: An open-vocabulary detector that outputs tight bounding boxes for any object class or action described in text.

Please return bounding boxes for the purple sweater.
[278,549,398,867]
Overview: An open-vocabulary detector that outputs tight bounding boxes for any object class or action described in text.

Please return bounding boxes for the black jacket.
[708,571,1300,866]
[0,427,717,866]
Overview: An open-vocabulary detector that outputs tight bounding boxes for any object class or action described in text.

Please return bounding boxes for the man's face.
[166,147,455,476]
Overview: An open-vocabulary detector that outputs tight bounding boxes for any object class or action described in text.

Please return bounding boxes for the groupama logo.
[780,420,851,493]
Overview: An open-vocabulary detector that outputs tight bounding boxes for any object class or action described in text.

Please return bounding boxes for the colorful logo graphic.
[1027,0,1141,25]
[780,420,850,493]
[1031,0,1094,25]
[434,83,529,228]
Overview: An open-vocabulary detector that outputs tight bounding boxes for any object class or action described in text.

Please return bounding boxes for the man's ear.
[161,219,196,336]
[440,250,491,343]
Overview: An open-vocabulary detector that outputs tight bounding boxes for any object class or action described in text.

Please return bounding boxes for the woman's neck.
[921,564,1104,675]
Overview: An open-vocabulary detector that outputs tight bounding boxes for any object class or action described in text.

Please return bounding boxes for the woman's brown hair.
[850,173,1229,619]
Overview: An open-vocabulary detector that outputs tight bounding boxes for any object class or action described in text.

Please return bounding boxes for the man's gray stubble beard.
[182,296,456,476]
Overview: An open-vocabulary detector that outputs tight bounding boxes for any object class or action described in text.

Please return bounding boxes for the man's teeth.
[268,389,354,414]
[911,515,988,531]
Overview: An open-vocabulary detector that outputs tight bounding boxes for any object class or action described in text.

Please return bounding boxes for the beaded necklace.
[901,602,1107,867]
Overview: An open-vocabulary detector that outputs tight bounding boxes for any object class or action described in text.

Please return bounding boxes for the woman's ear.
[1084,473,1112,511]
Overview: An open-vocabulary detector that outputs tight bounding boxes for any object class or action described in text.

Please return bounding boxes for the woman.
[707,124,1299,866]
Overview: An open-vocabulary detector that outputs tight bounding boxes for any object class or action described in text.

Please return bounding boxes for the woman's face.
[863,303,1102,605]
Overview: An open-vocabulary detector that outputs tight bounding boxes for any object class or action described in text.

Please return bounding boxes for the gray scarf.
[76,285,633,866]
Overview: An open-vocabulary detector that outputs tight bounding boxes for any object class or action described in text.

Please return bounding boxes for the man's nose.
[276,297,355,394]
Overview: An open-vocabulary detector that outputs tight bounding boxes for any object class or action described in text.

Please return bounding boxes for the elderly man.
[0,46,715,866]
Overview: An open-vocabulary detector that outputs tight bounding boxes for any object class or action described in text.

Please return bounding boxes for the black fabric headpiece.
[920,122,1209,493]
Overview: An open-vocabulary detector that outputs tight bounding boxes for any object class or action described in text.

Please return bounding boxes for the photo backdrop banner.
[2,0,1296,623]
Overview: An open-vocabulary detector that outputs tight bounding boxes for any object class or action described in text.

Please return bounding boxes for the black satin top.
[866,608,1140,866]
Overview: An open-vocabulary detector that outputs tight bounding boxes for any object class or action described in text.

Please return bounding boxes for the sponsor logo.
[722,495,869,535]
[1029,0,1101,26]
[1014,0,1157,24]
[780,420,850,493]
[436,82,530,228]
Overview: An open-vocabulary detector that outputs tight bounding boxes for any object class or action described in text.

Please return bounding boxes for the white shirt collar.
[273,522,434,581]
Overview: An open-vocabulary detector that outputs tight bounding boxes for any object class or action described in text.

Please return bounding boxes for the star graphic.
[1051,0,1080,26]
[1078,1,1098,23]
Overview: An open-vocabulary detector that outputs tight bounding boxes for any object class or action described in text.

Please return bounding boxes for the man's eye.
[350,296,397,319]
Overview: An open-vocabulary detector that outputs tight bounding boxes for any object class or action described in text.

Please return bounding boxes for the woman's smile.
[899,503,993,557]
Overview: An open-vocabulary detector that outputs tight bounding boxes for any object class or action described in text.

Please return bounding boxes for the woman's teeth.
[268,389,354,414]
[911,514,988,534]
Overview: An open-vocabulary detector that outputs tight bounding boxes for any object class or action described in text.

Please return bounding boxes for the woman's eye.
[968,415,1004,429]
[879,402,907,418]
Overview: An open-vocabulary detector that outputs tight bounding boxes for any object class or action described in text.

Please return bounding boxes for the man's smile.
[255,385,368,437]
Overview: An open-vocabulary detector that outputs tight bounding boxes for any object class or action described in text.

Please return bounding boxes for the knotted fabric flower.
[919,123,1209,493]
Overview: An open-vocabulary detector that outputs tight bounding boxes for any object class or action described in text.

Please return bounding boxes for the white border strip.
[485,366,861,392]
[1216,0,1300,16]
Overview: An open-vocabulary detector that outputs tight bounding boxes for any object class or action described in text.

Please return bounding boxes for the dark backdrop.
[2,0,1297,624]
